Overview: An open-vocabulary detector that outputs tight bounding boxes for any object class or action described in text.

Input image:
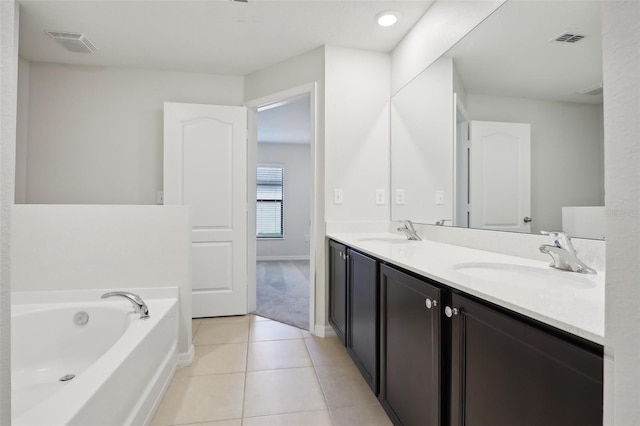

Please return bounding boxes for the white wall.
[11,205,192,355]
[0,0,18,421]
[324,45,390,223]
[466,93,604,234]
[15,57,28,204]
[391,0,506,95]
[22,63,243,204]
[602,2,640,424]
[257,143,310,260]
[391,57,454,223]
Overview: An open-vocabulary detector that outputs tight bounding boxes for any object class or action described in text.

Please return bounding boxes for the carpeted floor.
[255,260,310,330]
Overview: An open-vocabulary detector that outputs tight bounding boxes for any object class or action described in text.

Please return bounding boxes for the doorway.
[246,88,315,331]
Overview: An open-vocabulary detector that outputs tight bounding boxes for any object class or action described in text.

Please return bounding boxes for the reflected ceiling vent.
[45,31,97,53]
[579,82,603,96]
[552,32,586,43]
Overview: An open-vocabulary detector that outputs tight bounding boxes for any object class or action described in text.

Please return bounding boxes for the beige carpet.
[255,260,310,330]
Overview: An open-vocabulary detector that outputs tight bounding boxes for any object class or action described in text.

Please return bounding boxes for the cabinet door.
[380,264,442,426]
[347,249,379,395]
[450,293,603,426]
[328,240,348,344]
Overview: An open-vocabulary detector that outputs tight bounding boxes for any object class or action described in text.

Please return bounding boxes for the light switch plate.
[334,188,344,205]
[395,189,405,205]
[435,190,444,205]
[375,189,385,205]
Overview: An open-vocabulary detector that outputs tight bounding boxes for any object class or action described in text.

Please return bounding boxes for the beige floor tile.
[200,315,251,325]
[250,320,304,341]
[192,319,201,337]
[243,410,333,426]
[304,336,353,368]
[175,343,247,377]
[247,339,312,371]
[330,403,393,426]
[178,420,242,426]
[301,329,312,338]
[193,322,249,345]
[315,363,378,409]
[244,367,327,417]
[151,373,244,425]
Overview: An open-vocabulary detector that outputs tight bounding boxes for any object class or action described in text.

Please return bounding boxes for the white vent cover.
[45,31,97,53]
[553,32,586,43]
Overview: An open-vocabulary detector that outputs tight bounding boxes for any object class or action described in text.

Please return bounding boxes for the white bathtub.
[11,297,178,425]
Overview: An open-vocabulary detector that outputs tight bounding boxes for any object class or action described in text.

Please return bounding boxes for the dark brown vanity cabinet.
[379,264,443,426]
[449,293,603,426]
[328,240,348,344]
[347,249,379,394]
[327,240,603,426]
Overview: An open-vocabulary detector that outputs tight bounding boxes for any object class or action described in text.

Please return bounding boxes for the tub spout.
[101,291,150,319]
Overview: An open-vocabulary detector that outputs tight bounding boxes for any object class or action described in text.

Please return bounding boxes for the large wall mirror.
[391,1,604,240]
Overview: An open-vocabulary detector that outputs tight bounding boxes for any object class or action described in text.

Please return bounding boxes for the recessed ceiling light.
[376,11,399,27]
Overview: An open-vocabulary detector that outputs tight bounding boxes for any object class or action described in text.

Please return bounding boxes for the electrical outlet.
[375,189,385,205]
[334,188,344,205]
[395,189,405,205]
[435,190,444,205]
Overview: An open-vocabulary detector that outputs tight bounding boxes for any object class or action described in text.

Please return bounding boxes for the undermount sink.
[357,236,412,244]
[452,262,596,290]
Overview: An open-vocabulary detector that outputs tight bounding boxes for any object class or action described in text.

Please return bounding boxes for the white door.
[164,102,248,318]
[469,121,531,232]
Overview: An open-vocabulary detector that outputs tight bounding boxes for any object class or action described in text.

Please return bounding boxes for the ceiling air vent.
[553,32,586,43]
[45,31,98,53]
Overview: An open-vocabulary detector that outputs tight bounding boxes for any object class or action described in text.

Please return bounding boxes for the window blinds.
[256,166,284,238]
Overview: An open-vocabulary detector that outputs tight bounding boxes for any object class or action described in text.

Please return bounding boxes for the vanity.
[327,233,604,426]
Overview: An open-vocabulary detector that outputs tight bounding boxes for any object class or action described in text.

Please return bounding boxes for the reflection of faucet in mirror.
[398,220,422,241]
[435,219,448,226]
[539,231,596,274]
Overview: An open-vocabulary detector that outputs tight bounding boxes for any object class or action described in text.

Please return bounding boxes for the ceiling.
[18,0,434,76]
[444,0,602,105]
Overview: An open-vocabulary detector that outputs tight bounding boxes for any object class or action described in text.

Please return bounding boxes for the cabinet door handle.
[425,298,437,309]
[445,306,460,318]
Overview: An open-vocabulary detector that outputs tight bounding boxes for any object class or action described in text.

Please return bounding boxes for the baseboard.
[177,344,195,367]
[313,324,337,338]
[256,255,310,261]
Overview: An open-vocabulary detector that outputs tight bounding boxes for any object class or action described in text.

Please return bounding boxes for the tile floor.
[151,315,392,426]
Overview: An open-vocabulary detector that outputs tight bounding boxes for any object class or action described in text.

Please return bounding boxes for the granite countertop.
[327,232,604,345]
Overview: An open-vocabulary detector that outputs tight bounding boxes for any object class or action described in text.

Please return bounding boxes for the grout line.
[241,319,251,425]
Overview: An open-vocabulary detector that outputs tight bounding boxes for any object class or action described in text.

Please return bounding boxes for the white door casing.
[469,121,531,233]
[164,102,248,318]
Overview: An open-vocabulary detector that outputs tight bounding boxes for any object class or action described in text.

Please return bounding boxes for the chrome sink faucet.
[539,231,596,274]
[102,291,150,319]
[398,220,422,241]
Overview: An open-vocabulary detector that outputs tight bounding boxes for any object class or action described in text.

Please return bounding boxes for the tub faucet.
[101,291,150,319]
[398,220,421,241]
[539,231,596,274]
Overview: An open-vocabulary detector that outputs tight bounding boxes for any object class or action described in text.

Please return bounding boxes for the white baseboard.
[313,324,337,338]
[177,344,195,367]
[256,255,310,261]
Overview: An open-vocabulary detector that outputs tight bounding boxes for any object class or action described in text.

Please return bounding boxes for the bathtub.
[11,296,178,425]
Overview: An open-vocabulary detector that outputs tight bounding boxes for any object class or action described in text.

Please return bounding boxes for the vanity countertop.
[327,232,604,345]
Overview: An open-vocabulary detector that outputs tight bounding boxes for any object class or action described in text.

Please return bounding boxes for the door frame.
[245,83,318,334]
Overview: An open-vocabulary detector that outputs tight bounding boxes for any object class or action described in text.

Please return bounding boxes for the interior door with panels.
[164,102,248,318]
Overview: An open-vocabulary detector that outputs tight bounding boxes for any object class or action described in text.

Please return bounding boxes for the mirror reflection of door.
[468,120,531,233]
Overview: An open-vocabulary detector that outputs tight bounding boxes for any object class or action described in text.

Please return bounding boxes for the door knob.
[445,306,459,318]
[425,298,437,309]
[523,216,533,223]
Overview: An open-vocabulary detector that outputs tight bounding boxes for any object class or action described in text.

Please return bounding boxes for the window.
[256,166,284,238]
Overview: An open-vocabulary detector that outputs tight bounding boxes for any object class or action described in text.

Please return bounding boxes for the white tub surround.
[327,233,604,345]
[11,291,179,426]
